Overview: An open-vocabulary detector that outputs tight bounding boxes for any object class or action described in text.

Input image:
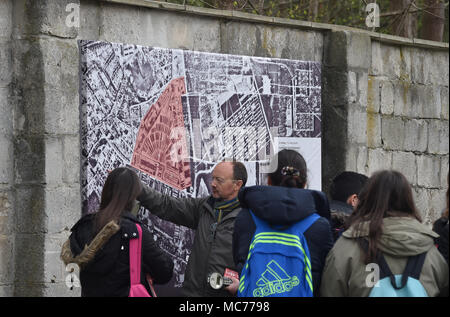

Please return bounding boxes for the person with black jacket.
[433,213,449,264]
[328,171,368,241]
[232,149,334,297]
[433,172,449,264]
[61,167,173,297]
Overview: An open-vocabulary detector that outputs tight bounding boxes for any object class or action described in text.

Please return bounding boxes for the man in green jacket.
[137,161,247,296]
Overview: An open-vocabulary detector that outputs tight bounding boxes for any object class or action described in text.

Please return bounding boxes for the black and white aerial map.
[79,40,322,295]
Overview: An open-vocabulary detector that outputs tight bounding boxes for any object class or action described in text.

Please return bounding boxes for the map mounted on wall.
[79,40,322,294]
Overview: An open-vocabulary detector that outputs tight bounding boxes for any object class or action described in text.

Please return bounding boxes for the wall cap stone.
[99,0,449,50]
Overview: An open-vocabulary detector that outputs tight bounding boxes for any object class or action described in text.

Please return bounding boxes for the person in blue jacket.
[232,149,334,297]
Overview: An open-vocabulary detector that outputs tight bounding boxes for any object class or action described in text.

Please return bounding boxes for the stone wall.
[366,42,449,224]
[0,0,448,296]
[322,30,449,225]
[0,0,14,298]
[0,0,82,296]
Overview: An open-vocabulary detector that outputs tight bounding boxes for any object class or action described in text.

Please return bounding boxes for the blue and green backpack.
[237,210,319,297]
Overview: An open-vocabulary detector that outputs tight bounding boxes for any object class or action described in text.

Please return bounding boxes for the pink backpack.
[128,224,156,297]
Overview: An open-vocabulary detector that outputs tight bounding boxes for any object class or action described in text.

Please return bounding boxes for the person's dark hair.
[94,167,142,234]
[231,161,248,187]
[345,170,421,264]
[330,171,369,203]
[268,149,307,188]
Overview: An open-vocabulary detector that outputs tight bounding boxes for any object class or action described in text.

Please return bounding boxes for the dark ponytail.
[269,149,307,189]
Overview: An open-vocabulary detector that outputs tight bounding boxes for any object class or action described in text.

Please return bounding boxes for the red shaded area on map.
[131,77,192,190]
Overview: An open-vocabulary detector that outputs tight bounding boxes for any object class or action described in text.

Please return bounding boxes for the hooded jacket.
[233,186,334,297]
[320,215,449,297]
[137,186,241,297]
[61,213,174,297]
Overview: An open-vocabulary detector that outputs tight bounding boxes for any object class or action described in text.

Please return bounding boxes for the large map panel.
[79,40,321,294]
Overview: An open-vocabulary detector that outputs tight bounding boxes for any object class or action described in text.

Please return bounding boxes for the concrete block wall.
[322,31,373,191]
[366,42,449,224]
[322,29,448,226]
[0,0,448,296]
[2,0,82,296]
[0,0,14,297]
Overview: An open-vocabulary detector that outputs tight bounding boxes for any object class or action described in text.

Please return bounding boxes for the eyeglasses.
[211,176,236,185]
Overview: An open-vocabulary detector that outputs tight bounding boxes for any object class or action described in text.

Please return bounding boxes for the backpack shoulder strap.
[358,238,393,279]
[294,213,321,234]
[403,251,427,280]
[129,223,143,286]
[248,209,271,231]
[385,253,427,290]
[359,238,427,290]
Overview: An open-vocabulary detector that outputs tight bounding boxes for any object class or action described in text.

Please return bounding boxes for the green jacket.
[320,216,449,297]
[138,186,241,297]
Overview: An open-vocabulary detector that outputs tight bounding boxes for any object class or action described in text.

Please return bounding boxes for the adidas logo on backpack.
[238,210,319,297]
[253,260,300,297]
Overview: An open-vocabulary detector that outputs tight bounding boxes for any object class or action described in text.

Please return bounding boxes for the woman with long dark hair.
[61,167,173,296]
[320,170,448,296]
[233,149,334,297]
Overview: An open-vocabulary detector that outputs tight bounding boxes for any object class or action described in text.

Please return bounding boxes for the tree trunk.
[421,0,445,41]
[389,0,418,38]
[308,0,319,21]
